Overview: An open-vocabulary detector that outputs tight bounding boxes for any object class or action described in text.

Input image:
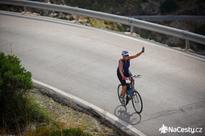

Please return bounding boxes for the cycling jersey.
[117,59,130,85]
[122,60,130,77]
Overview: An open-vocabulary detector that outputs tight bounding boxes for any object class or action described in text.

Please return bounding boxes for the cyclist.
[117,47,145,104]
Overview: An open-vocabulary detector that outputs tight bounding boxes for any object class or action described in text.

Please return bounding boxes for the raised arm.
[128,47,144,60]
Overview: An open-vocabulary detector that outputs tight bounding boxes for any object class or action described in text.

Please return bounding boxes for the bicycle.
[117,75,143,114]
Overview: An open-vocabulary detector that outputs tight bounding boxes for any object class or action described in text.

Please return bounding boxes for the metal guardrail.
[131,15,205,22]
[0,0,205,50]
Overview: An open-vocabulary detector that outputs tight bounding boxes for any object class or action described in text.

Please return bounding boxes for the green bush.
[0,53,48,133]
[25,96,50,123]
[160,0,177,14]
[0,53,32,95]
[195,24,205,35]
[88,18,125,32]
[64,0,142,16]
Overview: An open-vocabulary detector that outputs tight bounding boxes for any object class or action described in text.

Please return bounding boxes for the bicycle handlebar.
[131,74,141,78]
[125,74,141,83]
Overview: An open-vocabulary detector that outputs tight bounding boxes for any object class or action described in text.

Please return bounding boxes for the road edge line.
[32,79,146,136]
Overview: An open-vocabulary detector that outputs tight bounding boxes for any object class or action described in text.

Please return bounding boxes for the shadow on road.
[114,105,141,125]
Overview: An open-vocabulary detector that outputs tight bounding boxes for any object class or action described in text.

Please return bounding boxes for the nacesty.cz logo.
[159,124,203,134]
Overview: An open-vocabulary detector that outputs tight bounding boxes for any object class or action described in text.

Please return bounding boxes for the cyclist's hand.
[142,47,145,53]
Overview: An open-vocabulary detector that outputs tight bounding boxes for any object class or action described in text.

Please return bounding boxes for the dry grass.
[29,88,118,136]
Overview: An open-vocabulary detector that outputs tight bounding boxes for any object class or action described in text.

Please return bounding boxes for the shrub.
[195,24,205,35]
[0,53,32,96]
[160,0,177,14]
[0,53,31,130]
[88,18,125,32]
[0,53,48,133]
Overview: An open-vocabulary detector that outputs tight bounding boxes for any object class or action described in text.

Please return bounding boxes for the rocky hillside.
[37,0,205,15]
[59,0,204,16]
[36,0,204,33]
[52,0,204,51]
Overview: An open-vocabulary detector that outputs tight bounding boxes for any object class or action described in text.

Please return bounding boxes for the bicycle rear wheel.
[132,90,143,114]
[117,84,126,105]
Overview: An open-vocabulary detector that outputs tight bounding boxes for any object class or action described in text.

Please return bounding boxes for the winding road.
[0,11,205,136]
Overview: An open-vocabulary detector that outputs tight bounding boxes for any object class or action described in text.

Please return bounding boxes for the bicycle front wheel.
[132,90,143,114]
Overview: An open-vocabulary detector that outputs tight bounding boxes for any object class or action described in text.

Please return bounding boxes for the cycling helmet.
[121,50,129,56]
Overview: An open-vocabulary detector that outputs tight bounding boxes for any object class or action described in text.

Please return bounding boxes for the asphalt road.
[0,12,205,136]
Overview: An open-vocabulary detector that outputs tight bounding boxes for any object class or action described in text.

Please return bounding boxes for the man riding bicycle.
[117,47,145,104]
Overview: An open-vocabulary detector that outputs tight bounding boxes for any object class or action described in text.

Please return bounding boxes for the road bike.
[117,75,143,114]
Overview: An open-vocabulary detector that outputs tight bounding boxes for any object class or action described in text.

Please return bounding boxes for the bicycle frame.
[117,74,143,113]
[126,75,140,90]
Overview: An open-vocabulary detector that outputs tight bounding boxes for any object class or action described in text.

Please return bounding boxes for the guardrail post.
[23,6,27,13]
[130,25,134,34]
[43,0,50,16]
[75,15,80,23]
[43,10,49,16]
[185,39,190,51]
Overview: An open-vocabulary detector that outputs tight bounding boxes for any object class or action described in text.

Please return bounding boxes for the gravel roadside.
[29,88,120,136]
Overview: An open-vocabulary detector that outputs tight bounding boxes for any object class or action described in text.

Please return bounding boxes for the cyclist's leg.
[117,69,127,97]
[121,85,127,97]
[130,77,134,87]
